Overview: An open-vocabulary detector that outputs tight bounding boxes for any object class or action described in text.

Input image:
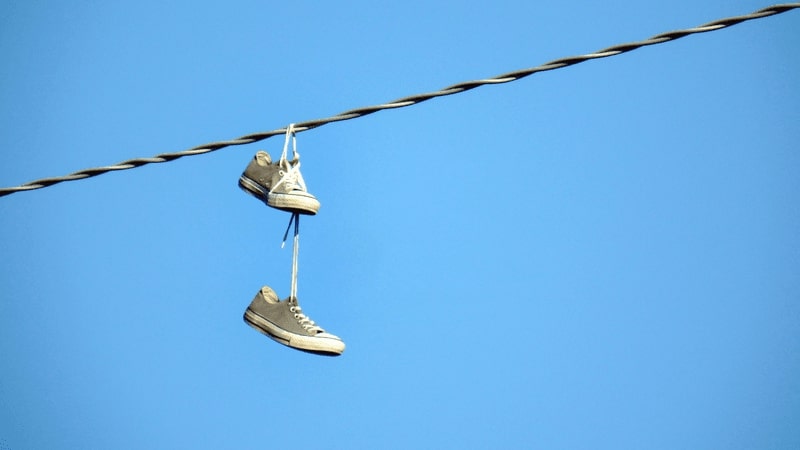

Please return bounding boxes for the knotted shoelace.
[288,300,324,334]
[269,123,309,194]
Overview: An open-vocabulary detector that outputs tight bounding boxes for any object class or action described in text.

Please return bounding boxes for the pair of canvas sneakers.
[238,134,345,356]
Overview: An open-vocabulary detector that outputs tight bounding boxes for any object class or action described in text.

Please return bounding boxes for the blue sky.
[1,1,798,449]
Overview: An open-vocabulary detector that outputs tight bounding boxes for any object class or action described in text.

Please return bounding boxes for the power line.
[1,3,798,198]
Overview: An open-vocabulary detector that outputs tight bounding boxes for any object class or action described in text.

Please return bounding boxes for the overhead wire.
[1,3,798,198]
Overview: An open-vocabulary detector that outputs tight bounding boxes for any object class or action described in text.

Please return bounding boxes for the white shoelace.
[290,212,299,300]
[274,124,325,335]
[289,302,324,334]
[282,212,324,334]
[269,123,308,194]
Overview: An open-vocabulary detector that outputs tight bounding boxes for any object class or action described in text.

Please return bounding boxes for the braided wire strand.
[1,3,798,198]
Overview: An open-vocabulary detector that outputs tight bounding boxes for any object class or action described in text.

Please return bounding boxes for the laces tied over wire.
[1,4,797,199]
[271,124,324,333]
[271,125,304,300]
[269,123,308,194]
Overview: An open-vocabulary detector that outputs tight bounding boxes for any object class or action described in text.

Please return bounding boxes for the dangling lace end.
[281,213,296,248]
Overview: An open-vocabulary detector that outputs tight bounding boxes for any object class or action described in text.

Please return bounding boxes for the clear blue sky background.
[1,1,798,449]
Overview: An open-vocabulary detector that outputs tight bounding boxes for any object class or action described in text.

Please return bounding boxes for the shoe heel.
[238,176,269,203]
[244,308,291,346]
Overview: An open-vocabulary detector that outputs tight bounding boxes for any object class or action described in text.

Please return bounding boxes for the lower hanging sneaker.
[243,286,345,356]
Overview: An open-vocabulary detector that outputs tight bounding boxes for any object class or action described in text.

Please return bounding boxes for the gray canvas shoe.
[243,286,345,356]
[238,151,320,215]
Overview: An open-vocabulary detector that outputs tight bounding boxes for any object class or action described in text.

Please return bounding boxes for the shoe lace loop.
[289,302,324,334]
[269,123,308,194]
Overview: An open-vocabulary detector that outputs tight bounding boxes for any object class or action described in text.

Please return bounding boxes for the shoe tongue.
[256,151,272,165]
[260,286,279,303]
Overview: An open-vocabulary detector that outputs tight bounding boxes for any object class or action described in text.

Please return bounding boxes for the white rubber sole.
[244,308,345,356]
[239,176,320,215]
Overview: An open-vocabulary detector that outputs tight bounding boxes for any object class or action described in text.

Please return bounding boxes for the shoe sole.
[243,308,344,356]
[239,175,320,215]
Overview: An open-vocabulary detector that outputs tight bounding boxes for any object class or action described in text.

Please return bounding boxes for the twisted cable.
[1,3,798,198]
